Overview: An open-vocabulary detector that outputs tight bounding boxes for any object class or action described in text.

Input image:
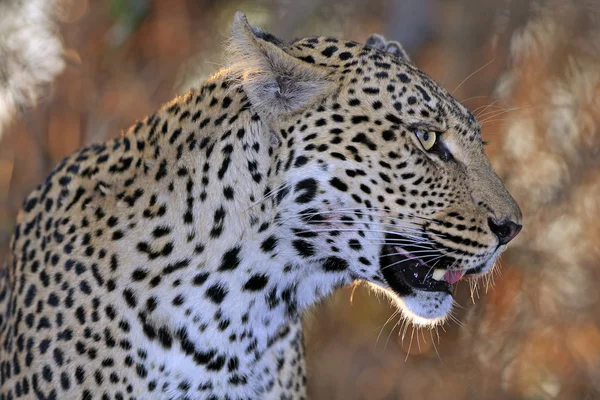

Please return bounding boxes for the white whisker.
[452,57,496,96]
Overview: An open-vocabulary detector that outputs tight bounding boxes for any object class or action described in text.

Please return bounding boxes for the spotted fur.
[0,12,521,400]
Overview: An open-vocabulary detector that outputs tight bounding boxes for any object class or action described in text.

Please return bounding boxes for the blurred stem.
[107,0,149,46]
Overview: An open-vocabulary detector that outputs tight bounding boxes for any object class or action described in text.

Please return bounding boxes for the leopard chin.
[378,242,505,325]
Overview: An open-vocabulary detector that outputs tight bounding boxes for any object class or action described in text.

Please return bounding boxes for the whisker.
[375,310,399,350]
[296,219,433,237]
[367,240,434,250]
[473,98,503,117]
[243,184,290,211]
[430,329,442,361]
[289,207,435,226]
[477,105,530,121]
[291,228,432,241]
[282,209,435,232]
[305,207,439,223]
[384,318,400,352]
[460,95,489,104]
[379,250,458,272]
[405,326,416,361]
[379,249,446,258]
[452,57,496,96]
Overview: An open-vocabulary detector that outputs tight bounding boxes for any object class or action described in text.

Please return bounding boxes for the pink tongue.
[444,270,466,285]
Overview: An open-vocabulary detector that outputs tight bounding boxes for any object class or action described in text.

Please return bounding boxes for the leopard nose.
[487,217,522,245]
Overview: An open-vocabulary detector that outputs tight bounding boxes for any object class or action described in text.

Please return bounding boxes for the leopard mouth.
[379,237,467,296]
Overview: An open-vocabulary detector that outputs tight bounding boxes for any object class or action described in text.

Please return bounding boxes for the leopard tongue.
[444,270,466,285]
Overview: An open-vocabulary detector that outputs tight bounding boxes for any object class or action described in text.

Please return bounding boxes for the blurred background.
[1,0,600,399]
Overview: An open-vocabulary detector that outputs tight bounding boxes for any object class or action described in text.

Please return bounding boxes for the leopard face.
[231,15,522,325]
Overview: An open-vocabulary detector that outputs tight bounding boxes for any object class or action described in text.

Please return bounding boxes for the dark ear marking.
[365,34,387,52]
[385,40,410,62]
[249,26,286,47]
[365,34,411,62]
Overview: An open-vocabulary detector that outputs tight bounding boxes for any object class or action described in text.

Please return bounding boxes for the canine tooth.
[432,269,445,281]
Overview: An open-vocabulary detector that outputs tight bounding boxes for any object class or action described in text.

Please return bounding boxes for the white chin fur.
[367,283,454,326]
[397,290,453,326]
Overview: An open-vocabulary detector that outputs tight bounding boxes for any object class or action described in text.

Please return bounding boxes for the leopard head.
[228,12,522,325]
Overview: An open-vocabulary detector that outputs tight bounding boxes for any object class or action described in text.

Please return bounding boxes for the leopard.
[0,12,522,400]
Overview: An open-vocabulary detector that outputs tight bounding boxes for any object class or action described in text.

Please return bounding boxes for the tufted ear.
[365,33,411,62]
[227,12,336,121]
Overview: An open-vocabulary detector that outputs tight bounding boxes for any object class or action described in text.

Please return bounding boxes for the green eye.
[416,130,437,150]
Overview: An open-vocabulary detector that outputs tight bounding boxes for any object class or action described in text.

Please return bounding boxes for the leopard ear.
[385,40,410,62]
[365,34,411,62]
[365,34,387,52]
[227,12,336,120]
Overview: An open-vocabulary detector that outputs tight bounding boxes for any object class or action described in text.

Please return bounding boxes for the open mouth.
[379,236,468,296]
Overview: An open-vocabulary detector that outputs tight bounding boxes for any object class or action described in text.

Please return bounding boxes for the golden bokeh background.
[1,0,599,399]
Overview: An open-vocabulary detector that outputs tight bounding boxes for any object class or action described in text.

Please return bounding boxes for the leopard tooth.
[432,269,445,281]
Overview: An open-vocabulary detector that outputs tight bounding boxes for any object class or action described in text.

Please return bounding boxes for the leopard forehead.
[284,35,481,146]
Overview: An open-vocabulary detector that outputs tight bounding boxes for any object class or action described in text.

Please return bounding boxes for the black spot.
[210,207,226,238]
[75,366,85,384]
[172,294,185,306]
[321,45,338,57]
[205,284,228,304]
[152,226,171,238]
[218,246,241,271]
[322,257,349,272]
[136,364,148,378]
[362,87,380,95]
[351,115,369,124]
[193,272,209,286]
[299,55,315,63]
[349,239,362,250]
[415,85,432,101]
[339,52,352,60]
[292,240,315,258]
[222,96,232,109]
[122,288,137,308]
[39,339,51,354]
[243,274,269,291]
[169,128,182,145]
[260,235,278,253]
[163,259,191,275]
[60,371,71,390]
[329,177,348,192]
[42,364,53,382]
[351,133,377,150]
[75,306,86,324]
[294,155,308,168]
[155,159,168,182]
[385,114,403,125]
[223,186,234,200]
[276,186,290,205]
[382,130,396,141]
[24,284,37,307]
[294,178,318,204]
[131,269,148,281]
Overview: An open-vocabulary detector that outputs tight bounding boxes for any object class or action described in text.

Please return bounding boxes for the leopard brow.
[408,122,446,134]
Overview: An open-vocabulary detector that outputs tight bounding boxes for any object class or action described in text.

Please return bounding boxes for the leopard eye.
[415,130,437,151]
